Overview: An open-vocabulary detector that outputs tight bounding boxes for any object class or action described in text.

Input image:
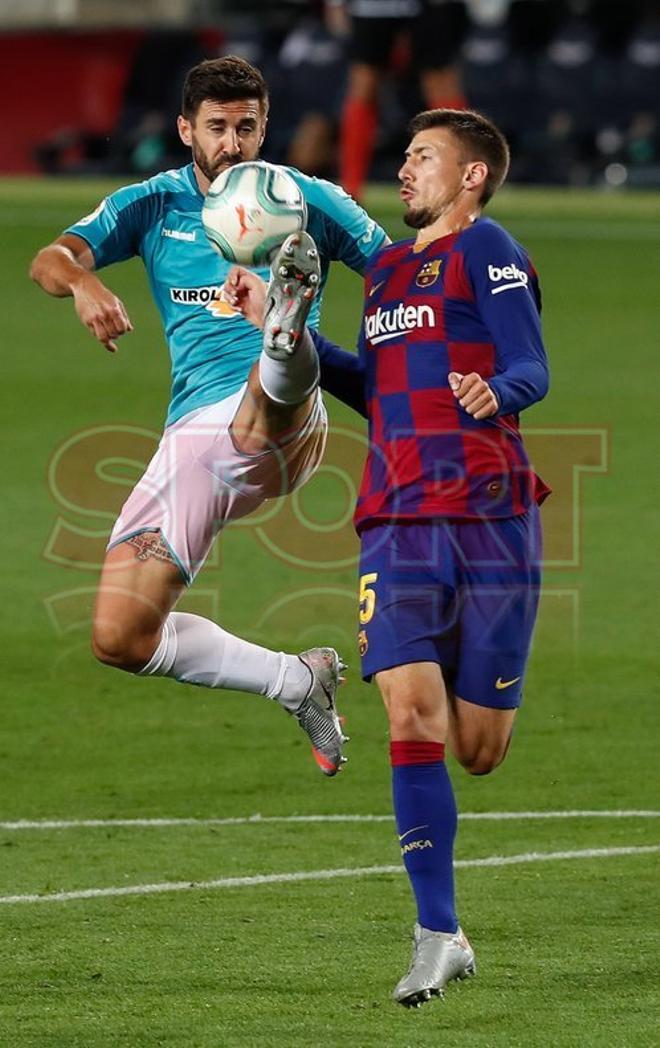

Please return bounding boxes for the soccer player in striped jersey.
[29,56,388,777]
[229,108,550,1005]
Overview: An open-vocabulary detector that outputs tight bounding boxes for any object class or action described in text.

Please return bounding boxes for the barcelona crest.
[415,259,443,288]
[358,630,369,656]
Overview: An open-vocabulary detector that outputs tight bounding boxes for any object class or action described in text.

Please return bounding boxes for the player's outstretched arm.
[309,330,367,419]
[30,234,133,354]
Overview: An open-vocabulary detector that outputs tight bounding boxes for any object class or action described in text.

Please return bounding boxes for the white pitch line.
[0,845,657,906]
[0,810,658,831]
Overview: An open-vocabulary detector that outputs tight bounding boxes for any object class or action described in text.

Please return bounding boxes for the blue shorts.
[357,508,542,709]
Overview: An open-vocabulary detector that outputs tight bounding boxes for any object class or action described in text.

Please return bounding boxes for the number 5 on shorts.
[359,572,378,625]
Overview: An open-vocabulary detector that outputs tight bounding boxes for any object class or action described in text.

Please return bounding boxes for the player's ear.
[177,115,193,147]
[464,160,488,193]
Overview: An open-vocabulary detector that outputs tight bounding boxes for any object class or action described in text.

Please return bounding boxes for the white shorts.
[108,385,327,582]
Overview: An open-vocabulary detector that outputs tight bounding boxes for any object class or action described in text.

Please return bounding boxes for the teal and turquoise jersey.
[64,163,387,426]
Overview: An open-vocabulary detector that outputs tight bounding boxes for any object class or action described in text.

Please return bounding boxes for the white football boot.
[263,231,320,359]
[393,923,476,1008]
[286,647,349,776]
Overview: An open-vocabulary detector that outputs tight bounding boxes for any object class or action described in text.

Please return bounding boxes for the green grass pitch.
[1,178,659,1046]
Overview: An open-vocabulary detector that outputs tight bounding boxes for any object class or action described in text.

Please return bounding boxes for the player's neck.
[194,165,211,196]
[413,206,481,251]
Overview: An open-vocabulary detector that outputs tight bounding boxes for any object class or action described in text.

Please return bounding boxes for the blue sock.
[390,740,458,933]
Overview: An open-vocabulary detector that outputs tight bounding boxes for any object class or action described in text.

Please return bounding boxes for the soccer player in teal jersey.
[30,56,388,776]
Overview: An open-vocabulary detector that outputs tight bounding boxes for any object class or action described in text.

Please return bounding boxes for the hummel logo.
[162,228,196,242]
[495,676,521,690]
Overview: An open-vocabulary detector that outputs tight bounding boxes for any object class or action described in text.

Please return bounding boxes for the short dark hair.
[408,109,510,206]
[181,56,269,121]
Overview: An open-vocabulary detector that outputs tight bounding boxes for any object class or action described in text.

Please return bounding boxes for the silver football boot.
[393,924,476,1008]
[264,231,321,359]
[292,647,349,776]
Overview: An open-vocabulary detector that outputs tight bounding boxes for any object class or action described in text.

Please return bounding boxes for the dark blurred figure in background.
[207,0,348,176]
[337,0,468,199]
[222,0,349,176]
[273,9,348,174]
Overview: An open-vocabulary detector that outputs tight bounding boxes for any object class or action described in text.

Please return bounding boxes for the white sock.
[258,329,320,405]
[139,612,311,709]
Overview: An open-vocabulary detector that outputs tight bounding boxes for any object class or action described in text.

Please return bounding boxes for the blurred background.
[3,7,660,1042]
[2,0,660,192]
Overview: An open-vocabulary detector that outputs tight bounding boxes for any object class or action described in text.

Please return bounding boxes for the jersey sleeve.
[63,181,160,270]
[463,221,549,416]
[298,172,389,274]
[310,329,367,418]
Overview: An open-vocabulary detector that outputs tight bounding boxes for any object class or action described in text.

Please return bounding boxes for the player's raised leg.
[92,534,348,776]
[376,662,475,1007]
[228,232,323,456]
[261,230,321,362]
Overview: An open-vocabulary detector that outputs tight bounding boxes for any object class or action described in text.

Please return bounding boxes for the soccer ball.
[202,160,307,267]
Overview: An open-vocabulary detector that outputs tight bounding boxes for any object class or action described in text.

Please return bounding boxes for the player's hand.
[71,271,133,353]
[448,372,499,420]
[225,266,267,329]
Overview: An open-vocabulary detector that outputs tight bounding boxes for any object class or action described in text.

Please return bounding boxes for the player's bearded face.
[181,99,266,185]
[399,129,467,229]
[403,203,445,230]
[190,136,234,183]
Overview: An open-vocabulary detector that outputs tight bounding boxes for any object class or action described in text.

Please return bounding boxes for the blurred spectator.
[209,1,348,175]
[274,16,348,174]
[461,2,526,140]
[337,0,469,200]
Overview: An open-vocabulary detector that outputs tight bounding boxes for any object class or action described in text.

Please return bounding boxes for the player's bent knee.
[464,753,500,776]
[91,622,157,673]
[456,741,509,776]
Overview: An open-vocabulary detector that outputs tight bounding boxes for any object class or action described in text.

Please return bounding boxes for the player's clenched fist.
[448,371,499,420]
[72,271,133,353]
[225,265,267,329]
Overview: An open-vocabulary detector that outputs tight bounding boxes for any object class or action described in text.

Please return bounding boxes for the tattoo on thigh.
[126,532,175,565]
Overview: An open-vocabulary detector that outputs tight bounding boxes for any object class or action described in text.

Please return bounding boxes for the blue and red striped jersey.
[353,216,550,530]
